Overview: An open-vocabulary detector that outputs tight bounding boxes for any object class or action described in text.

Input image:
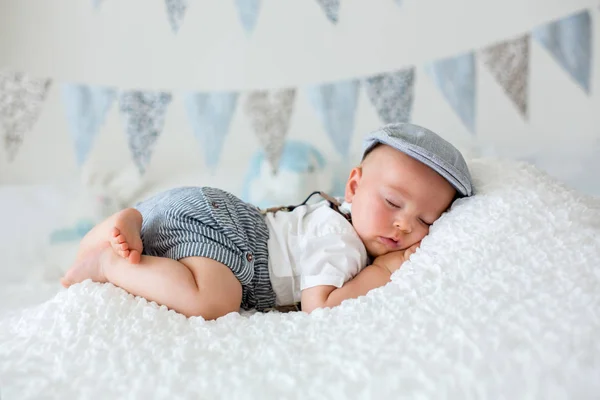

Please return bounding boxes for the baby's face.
[344,145,456,258]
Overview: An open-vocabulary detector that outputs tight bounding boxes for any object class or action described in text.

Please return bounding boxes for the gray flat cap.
[362,123,473,197]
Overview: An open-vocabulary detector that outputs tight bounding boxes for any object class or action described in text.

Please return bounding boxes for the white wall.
[0,0,599,197]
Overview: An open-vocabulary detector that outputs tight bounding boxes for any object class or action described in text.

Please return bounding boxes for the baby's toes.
[60,277,72,288]
[115,234,127,244]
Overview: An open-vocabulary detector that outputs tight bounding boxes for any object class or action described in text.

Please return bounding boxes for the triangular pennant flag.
[235,0,261,33]
[533,10,592,93]
[0,70,51,162]
[164,0,188,33]
[315,0,340,24]
[424,52,476,132]
[307,79,359,157]
[119,91,172,174]
[245,89,296,172]
[365,68,415,124]
[480,34,529,117]
[62,83,115,166]
[184,92,238,172]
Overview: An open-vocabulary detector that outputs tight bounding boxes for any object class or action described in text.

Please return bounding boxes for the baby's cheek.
[414,227,429,242]
[373,206,391,227]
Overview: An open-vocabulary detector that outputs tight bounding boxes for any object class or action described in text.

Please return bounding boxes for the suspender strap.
[259,191,351,224]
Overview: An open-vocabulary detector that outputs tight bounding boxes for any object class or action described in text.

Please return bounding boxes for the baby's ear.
[344,166,362,203]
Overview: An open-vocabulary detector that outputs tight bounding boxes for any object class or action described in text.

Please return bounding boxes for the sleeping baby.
[61,123,473,319]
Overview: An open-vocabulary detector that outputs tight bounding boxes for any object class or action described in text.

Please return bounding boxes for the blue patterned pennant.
[62,84,115,166]
[316,0,340,23]
[184,92,238,172]
[165,0,188,33]
[365,68,415,124]
[235,0,261,33]
[307,79,359,157]
[424,52,476,132]
[533,10,592,93]
[119,91,172,174]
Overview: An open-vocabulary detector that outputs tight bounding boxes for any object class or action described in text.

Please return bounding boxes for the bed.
[1,158,599,399]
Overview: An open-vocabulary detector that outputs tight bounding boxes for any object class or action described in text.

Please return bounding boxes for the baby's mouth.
[378,236,401,249]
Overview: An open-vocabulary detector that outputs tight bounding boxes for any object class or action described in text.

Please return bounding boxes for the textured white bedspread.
[1,159,599,399]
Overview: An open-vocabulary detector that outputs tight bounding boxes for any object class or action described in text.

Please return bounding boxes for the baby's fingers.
[404,242,420,261]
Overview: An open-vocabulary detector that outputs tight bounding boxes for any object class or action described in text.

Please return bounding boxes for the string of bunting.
[0,9,594,174]
[93,0,375,33]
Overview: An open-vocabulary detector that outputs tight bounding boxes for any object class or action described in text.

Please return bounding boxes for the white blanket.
[1,159,599,399]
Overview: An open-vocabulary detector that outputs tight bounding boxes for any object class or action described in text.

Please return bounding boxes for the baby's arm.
[301,243,419,313]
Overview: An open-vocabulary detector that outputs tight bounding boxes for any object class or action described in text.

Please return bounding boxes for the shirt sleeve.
[298,230,367,291]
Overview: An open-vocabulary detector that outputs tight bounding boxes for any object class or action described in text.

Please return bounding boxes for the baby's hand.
[372,242,420,275]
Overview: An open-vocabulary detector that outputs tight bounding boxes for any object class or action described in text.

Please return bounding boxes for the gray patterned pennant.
[0,70,51,162]
[365,67,415,124]
[245,89,296,172]
[480,35,529,117]
[119,91,172,174]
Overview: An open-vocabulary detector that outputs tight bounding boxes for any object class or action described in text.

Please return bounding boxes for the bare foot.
[110,208,143,264]
[61,243,110,288]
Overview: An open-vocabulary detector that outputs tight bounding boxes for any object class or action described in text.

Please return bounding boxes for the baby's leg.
[61,207,143,288]
[62,248,243,320]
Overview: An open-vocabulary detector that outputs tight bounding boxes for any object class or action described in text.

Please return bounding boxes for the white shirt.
[264,200,368,306]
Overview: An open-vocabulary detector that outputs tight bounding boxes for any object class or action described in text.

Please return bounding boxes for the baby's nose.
[393,218,412,234]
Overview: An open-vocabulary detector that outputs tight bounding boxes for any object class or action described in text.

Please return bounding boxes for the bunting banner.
[0,7,596,170]
[315,0,340,24]
[307,79,359,157]
[480,34,529,118]
[235,0,261,34]
[184,91,238,172]
[89,0,410,28]
[424,52,476,133]
[119,91,172,174]
[245,89,296,172]
[62,84,116,166]
[0,71,51,161]
[164,0,189,33]
[365,68,415,124]
[533,10,592,93]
